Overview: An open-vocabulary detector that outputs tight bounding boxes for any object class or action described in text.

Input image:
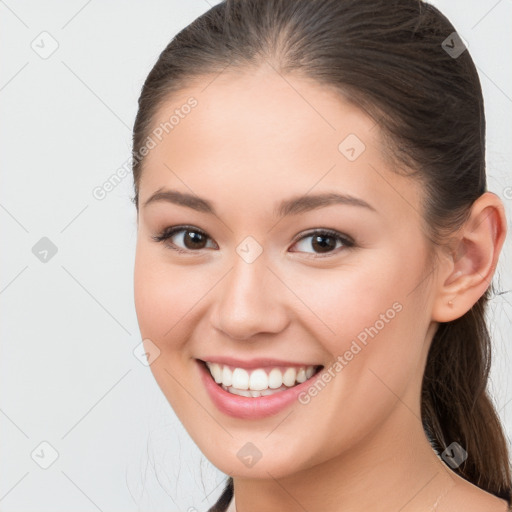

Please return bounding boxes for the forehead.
[138,66,422,224]
[146,67,376,166]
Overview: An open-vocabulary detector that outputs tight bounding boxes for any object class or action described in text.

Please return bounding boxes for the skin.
[133,64,508,512]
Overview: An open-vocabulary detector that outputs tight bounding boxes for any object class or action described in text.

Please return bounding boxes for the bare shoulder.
[439,474,510,512]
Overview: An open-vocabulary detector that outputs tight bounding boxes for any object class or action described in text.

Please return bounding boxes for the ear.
[431,192,507,323]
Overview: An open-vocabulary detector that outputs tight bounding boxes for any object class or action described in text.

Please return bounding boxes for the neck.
[232,404,457,512]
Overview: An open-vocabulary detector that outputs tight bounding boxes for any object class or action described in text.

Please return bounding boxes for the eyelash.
[151,225,355,258]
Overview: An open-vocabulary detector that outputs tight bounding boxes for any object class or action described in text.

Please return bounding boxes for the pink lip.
[198,356,320,369]
[196,359,323,419]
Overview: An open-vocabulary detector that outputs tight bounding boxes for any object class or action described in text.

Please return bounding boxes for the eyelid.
[153,225,355,256]
[289,228,354,257]
[151,225,217,253]
[291,228,354,247]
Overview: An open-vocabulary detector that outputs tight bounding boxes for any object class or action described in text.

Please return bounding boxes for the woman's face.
[134,66,440,479]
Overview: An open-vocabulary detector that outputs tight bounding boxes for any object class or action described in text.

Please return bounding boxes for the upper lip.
[197,356,323,369]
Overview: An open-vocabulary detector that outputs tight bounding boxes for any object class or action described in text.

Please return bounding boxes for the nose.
[210,253,290,341]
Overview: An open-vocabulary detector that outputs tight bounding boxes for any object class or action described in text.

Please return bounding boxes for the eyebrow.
[143,188,376,217]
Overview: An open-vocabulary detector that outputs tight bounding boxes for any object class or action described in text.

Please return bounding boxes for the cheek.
[295,249,429,388]
[133,245,201,414]
[288,259,407,347]
[134,247,169,340]
[133,244,201,345]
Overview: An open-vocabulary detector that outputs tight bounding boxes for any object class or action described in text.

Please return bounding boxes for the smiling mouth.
[199,360,324,398]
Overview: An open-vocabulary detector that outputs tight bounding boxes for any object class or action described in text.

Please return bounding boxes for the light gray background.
[0,1,510,511]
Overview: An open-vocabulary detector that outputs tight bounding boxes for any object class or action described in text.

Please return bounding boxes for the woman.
[131,0,511,510]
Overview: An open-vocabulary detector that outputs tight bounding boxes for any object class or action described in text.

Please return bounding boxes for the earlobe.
[431,192,507,323]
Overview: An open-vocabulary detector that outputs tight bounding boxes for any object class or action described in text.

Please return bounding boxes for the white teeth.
[249,369,268,391]
[209,363,222,384]
[222,384,290,397]
[296,368,307,383]
[232,368,249,390]
[227,386,251,397]
[222,365,233,387]
[282,367,297,387]
[205,361,320,395]
[268,368,283,389]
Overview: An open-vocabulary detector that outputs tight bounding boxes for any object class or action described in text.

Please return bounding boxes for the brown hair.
[131,0,511,508]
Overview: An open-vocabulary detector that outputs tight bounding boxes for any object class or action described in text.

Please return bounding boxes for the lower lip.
[197,360,322,419]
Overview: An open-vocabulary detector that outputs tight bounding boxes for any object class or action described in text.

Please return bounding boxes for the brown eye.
[311,234,337,253]
[290,229,354,256]
[181,230,208,249]
[152,226,217,253]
